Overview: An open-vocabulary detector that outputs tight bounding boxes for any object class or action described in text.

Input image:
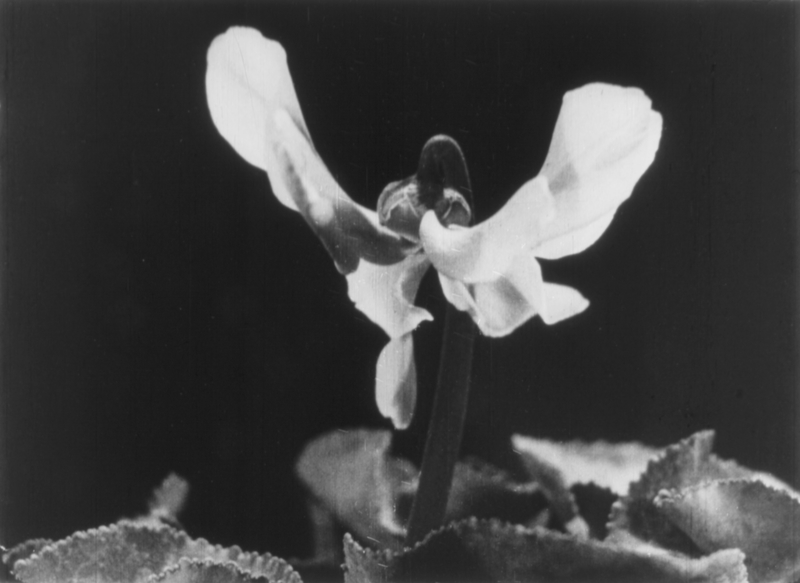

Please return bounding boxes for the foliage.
[4,430,799,582]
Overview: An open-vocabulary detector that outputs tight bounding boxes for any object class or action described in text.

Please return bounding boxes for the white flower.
[206,26,663,429]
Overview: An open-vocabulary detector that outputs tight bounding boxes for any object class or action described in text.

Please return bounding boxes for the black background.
[1,1,797,559]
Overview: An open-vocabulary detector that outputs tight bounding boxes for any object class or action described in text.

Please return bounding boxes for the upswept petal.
[375,334,417,430]
[207,27,406,274]
[437,255,588,337]
[206,26,305,209]
[534,83,663,259]
[419,176,555,283]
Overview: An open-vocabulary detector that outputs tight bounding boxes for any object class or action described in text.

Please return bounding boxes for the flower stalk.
[406,304,477,544]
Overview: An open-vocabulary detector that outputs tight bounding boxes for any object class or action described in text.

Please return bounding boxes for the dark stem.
[405,303,476,545]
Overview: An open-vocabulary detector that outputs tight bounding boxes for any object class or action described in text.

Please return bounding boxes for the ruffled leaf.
[655,480,800,583]
[207,27,406,274]
[11,522,300,583]
[608,430,763,553]
[342,518,747,583]
[295,430,545,551]
[150,559,276,583]
[2,540,52,575]
[512,434,662,497]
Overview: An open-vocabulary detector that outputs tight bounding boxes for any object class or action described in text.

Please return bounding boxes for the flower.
[206,27,663,429]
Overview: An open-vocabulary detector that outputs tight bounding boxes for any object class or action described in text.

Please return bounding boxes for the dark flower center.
[377,135,473,243]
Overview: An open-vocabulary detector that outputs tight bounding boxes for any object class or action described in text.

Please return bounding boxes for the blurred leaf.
[444,457,546,527]
[342,518,747,583]
[296,430,546,551]
[296,430,412,551]
[511,434,660,536]
[11,521,301,583]
[512,434,662,496]
[146,474,190,524]
[607,430,756,553]
[655,480,800,583]
[150,559,272,583]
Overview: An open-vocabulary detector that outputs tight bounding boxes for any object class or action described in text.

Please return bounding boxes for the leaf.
[3,540,52,571]
[296,430,412,551]
[512,434,662,496]
[655,480,800,583]
[512,434,659,537]
[295,430,546,550]
[342,518,747,583]
[607,430,756,553]
[147,474,189,524]
[149,559,270,583]
[444,458,547,528]
[12,522,301,583]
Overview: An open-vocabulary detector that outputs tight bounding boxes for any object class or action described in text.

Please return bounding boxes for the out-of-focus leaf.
[443,458,547,528]
[149,558,270,583]
[512,434,659,536]
[296,430,413,551]
[147,474,190,524]
[12,522,301,583]
[607,430,756,552]
[296,430,546,551]
[655,480,800,583]
[512,434,661,496]
[342,518,747,583]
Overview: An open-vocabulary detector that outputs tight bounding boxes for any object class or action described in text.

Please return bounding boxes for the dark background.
[1,1,797,559]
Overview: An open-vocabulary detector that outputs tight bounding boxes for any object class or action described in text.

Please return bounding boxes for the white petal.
[533,211,615,260]
[375,335,417,429]
[438,255,588,336]
[346,254,432,339]
[419,176,555,283]
[540,282,590,324]
[206,27,305,209]
[207,28,407,273]
[438,260,539,338]
[535,83,663,258]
